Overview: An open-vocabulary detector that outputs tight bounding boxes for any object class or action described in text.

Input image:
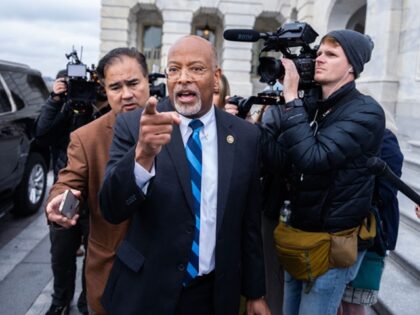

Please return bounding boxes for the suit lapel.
[157,103,236,224]
[215,109,235,233]
[165,124,195,215]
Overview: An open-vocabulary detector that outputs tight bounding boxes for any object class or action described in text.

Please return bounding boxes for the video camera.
[224,22,320,117]
[148,72,166,99]
[64,49,104,110]
[224,21,319,88]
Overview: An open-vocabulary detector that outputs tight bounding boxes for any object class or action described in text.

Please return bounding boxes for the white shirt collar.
[179,106,216,141]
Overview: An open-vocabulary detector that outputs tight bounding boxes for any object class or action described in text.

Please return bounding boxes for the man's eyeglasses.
[165,65,208,81]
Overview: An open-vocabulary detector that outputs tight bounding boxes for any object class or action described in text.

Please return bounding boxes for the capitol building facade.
[100,0,420,147]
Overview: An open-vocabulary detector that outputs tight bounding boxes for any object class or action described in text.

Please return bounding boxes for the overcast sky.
[0,0,101,79]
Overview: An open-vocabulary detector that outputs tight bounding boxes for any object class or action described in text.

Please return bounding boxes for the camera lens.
[257,57,284,85]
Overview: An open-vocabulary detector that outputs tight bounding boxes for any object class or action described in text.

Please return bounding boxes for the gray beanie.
[323,29,374,78]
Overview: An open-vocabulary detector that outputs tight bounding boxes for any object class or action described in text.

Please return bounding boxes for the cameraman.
[36,70,109,315]
[258,30,385,315]
[38,71,96,178]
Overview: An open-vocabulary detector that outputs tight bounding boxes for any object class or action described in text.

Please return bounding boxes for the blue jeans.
[283,250,366,315]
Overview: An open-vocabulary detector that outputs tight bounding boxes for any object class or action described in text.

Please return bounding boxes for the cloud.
[0,0,99,22]
[0,0,100,78]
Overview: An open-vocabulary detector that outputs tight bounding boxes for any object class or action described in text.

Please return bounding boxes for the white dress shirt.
[134,106,218,275]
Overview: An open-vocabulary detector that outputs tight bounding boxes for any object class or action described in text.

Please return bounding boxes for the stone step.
[390,219,420,282]
[374,257,420,315]
[407,140,420,156]
[400,172,420,195]
[402,153,420,179]
[398,193,420,233]
[372,200,420,314]
[398,169,420,234]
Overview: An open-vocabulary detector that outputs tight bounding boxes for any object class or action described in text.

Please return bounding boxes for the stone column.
[222,2,262,97]
[160,9,194,70]
[358,0,403,115]
[295,0,315,24]
[100,0,137,57]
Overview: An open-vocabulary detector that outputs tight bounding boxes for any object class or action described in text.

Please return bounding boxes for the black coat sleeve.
[35,97,71,146]
[278,96,385,173]
[377,129,404,250]
[258,106,289,175]
[99,110,147,224]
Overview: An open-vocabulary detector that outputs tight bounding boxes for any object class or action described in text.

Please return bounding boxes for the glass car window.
[27,74,49,102]
[0,75,12,113]
[2,71,27,109]
[5,71,47,108]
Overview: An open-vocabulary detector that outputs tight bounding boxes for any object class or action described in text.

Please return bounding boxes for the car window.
[3,71,47,108]
[27,74,49,101]
[1,71,26,110]
[0,76,12,113]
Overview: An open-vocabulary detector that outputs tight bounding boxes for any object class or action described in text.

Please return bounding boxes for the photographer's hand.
[52,78,67,102]
[280,58,299,103]
[135,96,181,171]
[45,190,81,228]
[225,95,239,116]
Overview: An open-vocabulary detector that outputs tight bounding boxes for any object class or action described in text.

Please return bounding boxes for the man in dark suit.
[99,35,270,315]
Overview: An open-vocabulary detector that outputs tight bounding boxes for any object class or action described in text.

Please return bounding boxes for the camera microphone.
[367,157,420,205]
[223,29,262,42]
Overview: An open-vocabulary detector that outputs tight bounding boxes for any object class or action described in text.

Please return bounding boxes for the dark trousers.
[175,272,215,315]
[49,213,89,311]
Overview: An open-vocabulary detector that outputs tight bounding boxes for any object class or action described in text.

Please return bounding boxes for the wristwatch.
[285,98,304,108]
[50,91,65,100]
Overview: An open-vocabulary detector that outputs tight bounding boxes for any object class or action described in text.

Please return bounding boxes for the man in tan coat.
[45,47,150,314]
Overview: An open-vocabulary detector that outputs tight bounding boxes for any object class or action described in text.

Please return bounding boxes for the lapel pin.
[226,135,235,144]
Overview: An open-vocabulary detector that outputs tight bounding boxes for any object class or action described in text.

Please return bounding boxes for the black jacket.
[261,82,385,232]
[35,96,95,179]
[376,129,403,250]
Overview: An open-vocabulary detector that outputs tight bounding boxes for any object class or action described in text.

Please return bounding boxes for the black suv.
[0,60,50,216]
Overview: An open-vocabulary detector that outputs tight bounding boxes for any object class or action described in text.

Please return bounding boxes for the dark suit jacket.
[99,100,265,315]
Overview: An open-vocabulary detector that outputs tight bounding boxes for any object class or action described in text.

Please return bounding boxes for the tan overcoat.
[47,111,130,314]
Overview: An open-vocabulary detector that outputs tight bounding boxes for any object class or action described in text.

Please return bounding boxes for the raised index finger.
[143,97,159,115]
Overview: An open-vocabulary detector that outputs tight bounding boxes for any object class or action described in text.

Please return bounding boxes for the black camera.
[64,49,101,110]
[223,21,319,88]
[227,88,282,119]
[148,72,166,99]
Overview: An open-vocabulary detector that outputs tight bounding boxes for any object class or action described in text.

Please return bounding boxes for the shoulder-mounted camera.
[64,49,105,111]
[224,21,319,89]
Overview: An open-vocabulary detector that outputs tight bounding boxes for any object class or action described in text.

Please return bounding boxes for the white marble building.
[100,0,420,145]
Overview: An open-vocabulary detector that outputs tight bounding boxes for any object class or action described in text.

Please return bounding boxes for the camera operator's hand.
[45,190,81,228]
[225,95,257,123]
[51,78,67,101]
[246,297,271,315]
[280,58,299,103]
[135,96,181,171]
[225,96,239,116]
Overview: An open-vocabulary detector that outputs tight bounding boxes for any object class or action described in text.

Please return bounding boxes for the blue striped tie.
[184,119,204,285]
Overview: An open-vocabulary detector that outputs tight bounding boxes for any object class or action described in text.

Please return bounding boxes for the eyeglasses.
[165,65,208,81]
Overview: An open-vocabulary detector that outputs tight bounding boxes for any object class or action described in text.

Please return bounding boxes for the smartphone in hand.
[59,190,79,219]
